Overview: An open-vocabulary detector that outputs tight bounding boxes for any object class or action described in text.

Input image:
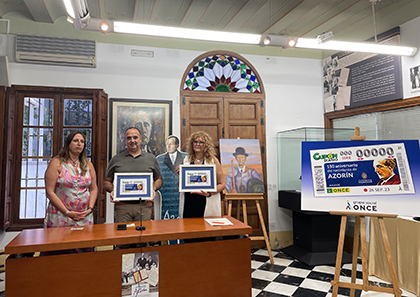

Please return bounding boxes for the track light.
[99,21,110,33]
[63,0,91,30]
[113,22,261,44]
[260,34,417,56]
[260,34,297,48]
[62,0,416,57]
[296,38,417,56]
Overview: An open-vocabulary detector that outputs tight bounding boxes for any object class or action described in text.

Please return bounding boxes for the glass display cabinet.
[277,127,354,210]
[277,127,354,265]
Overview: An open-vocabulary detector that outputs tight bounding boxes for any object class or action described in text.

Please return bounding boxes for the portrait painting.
[219,139,265,194]
[110,99,172,158]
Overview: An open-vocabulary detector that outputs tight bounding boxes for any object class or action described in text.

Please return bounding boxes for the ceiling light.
[63,0,91,30]
[287,39,296,47]
[99,21,110,33]
[260,34,417,56]
[262,36,271,46]
[296,38,417,56]
[63,0,75,19]
[259,35,297,48]
[316,31,334,44]
[113,21,261,45]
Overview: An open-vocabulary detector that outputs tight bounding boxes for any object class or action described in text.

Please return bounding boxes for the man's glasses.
[193,141,205,145]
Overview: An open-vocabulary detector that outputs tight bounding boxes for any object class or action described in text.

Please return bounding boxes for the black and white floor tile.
[0,270,4,297]
[252,249,418,297]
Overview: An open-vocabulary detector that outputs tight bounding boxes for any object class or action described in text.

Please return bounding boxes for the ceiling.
[0,0,420,57]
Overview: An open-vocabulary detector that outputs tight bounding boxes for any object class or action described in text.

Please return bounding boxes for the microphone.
[136,198,146,231]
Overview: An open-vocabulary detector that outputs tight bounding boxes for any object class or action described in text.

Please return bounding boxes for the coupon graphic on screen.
[179,165,217,192]
[120,179,148,195]
[309,143,415,197]
[187,171,211,186]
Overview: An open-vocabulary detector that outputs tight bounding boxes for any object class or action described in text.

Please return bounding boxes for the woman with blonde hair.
[179,131,225,218]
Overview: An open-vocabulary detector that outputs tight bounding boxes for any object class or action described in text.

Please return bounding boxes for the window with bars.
[20,97,93,219]
[1,85,108,231]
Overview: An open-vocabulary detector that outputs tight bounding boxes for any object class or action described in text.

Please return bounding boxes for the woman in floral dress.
[44,131,97,229]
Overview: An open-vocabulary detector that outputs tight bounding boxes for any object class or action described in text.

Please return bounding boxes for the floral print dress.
[44,161,93,228]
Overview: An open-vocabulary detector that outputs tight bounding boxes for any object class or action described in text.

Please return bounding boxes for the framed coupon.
[301,140,420,216]
[179,165,217,192]
[114,172,153,201]
[309,142,415,197]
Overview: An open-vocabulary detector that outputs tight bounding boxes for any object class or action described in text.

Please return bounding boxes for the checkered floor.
[0,269,4,297]
[251,248,418,297]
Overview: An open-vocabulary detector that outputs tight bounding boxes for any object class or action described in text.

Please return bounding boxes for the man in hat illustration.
[225,147,263,193]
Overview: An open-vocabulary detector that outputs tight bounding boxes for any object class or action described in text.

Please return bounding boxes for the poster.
[323,27,403,112]
[301,140,420,216]
[122,252,159,296]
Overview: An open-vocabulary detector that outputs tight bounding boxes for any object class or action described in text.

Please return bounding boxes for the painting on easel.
[219,139,265,194]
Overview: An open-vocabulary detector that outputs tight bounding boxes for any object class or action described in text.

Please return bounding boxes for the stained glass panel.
[183,54,261,93]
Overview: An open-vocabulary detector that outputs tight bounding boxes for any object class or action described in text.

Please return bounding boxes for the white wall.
[401,16,420,99]
[0,40,324,249]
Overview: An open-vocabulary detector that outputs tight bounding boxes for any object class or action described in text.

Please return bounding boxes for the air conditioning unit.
[16,34,96,68]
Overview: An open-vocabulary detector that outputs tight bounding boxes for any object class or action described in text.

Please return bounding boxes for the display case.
[277,127,354,265]
[277,127,354,209]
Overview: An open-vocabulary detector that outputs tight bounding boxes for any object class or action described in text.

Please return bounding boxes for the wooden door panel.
[189,125,219,143]
[228,103,258,120]
[229,126,258,139]
[181,96,223,153]
[190,102,219,119]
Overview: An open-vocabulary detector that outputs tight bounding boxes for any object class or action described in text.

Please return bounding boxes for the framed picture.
[179,165,217,192]
[410,65,420,93]
[219,139,265,193]
[114,172,153,201]
[109,98,172,159]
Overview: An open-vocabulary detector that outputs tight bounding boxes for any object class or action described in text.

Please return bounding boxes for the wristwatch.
[207,192,212,197]
[88,207,94,214]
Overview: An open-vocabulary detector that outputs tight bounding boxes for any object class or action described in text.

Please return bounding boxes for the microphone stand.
[136,198,146,231]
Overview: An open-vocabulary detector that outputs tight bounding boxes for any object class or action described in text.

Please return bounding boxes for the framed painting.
[219,139,265,193]
[109,98,172,158]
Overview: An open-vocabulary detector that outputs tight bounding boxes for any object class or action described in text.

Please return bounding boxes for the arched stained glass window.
[183,53,261,93]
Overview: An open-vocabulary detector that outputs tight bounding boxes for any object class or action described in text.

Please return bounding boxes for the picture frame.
[179,164,217,192]
[109,98,172,159]
[219,139,265,193]
[114,172,153,201]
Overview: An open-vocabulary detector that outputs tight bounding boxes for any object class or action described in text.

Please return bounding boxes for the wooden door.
[180,93,267,245]
[180,96,224,155]
[93,90,108,223]
[223,97,267,241]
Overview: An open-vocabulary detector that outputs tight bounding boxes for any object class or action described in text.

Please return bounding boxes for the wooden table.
[6,216,252,297]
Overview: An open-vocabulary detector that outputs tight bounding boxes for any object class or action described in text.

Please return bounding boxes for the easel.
[225,193,274,264]
[330,127,401,296]
[329,212,401,297]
